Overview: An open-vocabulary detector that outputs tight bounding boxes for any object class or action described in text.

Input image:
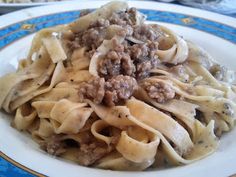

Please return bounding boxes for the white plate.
[0,1,236,177]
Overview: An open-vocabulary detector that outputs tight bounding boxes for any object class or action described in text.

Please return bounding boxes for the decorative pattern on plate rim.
[0,9,236,51]
[0,152,44,177]
[0,8,236,177]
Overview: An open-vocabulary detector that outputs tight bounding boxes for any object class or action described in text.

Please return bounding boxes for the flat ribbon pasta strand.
[71,47,90,71]
[116,129,160,163]
[33,99,92,135]
[13,103,37,131]
[91,118,159,164]
[66,70,92,84]
[91,120,114,146]
[186,61,221,88]
[155,76,236,128]
[10,61,66,111]
[42,35,67,63]
[196,98,236,128]
[126,98,194,155]
[32,86,80,102]
[17,58,32,71]
[0,73,30,109]
[146,77,216,102]
[140,77,235,133]
[96,151,155,171]
[157,25,188,64]
[32,101,56,118]
[50,99,92,134]
[0,46,53,111]
[135,88,203,142]
[27,25,66,60]
[32,118,55,142]
[89,100,217,165]
[87,100,134,128]
[69,1,128,33]
[187,41,216,69]
[125,107,218,165]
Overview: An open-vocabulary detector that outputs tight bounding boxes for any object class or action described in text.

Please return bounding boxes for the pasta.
[0,1,236,171]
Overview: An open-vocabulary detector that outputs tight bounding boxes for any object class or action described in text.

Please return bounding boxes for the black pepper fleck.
[197,140,204,144]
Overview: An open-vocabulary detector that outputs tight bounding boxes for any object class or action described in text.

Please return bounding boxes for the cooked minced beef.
[75,8,171,106]
[136,58,159,80]
[142,80,175,103]
[41,134,110,166]
[89,18,110,29]
[104,75,138,106]
[81,19,110,49]
[98,39,136,79]
[129,43,149,60]
[127,42,159,80]
[98,50,135,79]
[71,8,137,51]
[129,42,159,60]
[77,142,109,166]
[133,24,161,42]
[40,135,66,156]
[72,19,111,50]
[79,75,137,106]
[109,7,138,26]
[71,7,145,51]
[98,39,159,81]
[78,77,105,104]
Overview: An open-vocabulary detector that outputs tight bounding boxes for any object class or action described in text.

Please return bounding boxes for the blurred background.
[0,0,235,17]
[160,0,236,17]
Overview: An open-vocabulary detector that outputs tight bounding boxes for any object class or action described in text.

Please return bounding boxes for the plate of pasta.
[0,1,236,177]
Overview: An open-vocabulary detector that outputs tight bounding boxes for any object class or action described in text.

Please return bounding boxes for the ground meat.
[112,37,128,52]
[98,39,135,79]
[80,28,106,49]
[73,19,110,50]
[104,75,138,106]
[98,51,122,78]
[40,135,66,156]
[127,42,159,80]
[109,7,138,26]
[109,12,130,26]
[142,80,175,103]
[77,142,109,166]
[129,43,149,61]
[78,77,105,104]
[133,24,161,42]
[128,42,158,61]
[108,8,142,38]
[42,133,109,166]
[98,41,159,81]
[136,58,159,80]
[89,18,110,29]
[79,75,137,106]
[98,50,135,79]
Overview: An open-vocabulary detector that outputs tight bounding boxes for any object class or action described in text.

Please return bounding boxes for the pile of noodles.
[0,1,235,171]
